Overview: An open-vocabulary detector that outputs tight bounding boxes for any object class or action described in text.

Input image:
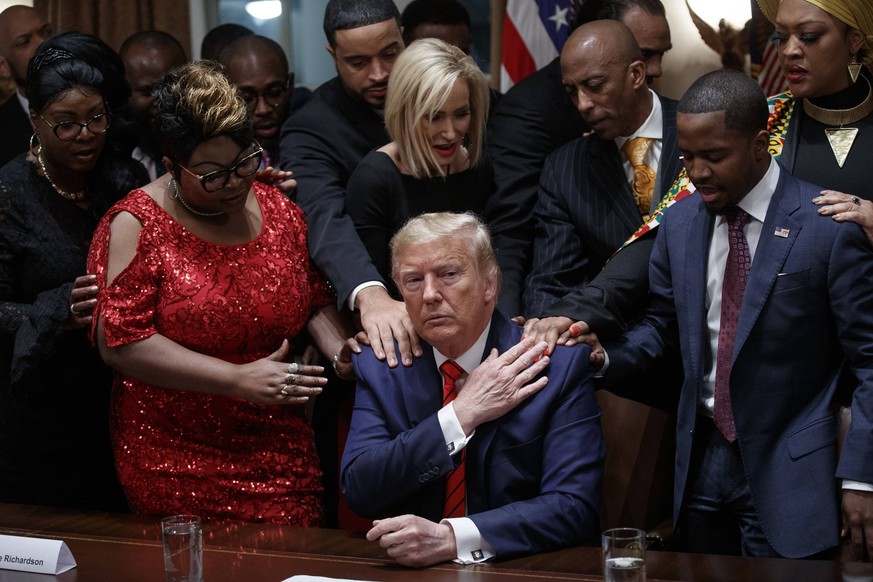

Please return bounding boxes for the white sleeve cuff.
[348,281,387,311]
[842,480,873,492]
[442,517,495,563]
[595,349,610,378]
[438,402,474,455]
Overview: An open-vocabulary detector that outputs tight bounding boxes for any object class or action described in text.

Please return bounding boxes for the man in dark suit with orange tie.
[341,212,604,567]
[523,19,683,318]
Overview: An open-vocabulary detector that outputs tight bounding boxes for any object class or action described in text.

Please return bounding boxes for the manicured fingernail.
[544,348,550,356]
[570,325,579,336]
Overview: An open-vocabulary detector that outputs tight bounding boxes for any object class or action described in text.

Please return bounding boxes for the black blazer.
[279,77,390,306]
[0,94,31,169]
[523,94,683,317]
[485,58,588,317]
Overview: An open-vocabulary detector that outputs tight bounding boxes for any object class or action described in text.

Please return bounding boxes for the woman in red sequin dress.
[88,62,353,525]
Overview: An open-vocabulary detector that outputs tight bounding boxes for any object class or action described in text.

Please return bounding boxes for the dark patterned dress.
[88,183,332,525]
[0,154,131,511]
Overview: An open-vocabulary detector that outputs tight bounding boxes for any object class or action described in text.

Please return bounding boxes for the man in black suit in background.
[0,5,51,168]
[279,0,421,369]
[523,20,682,319]
[486,0,671,317]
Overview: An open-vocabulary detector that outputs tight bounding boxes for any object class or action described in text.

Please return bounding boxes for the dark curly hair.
[26,31,144,212]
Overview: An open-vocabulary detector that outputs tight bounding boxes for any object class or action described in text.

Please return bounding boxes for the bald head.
[0,6,52,91]
[219,35,292,152]
[560,20,651,140]
[219,35,288,72]
[563,20,642,68]
[120,31,188,125]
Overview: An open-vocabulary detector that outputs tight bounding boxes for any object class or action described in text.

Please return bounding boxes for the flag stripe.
[500,0,574,92]
[501,12,538,86]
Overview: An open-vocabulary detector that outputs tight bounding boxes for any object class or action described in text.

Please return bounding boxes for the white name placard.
[0,534,76,575]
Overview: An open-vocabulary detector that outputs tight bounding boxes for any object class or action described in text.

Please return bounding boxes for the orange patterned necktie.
[621,137,657,217]
[440,359,466,519]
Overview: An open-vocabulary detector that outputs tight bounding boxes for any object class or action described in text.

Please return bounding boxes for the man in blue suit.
[593,70,873,558]
[341,212,604,567]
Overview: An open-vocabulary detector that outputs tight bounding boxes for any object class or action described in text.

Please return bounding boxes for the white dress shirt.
[432,322,496,564]
[701,157,780,415]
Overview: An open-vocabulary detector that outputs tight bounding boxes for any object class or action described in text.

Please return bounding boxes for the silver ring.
[287,362,300,374]
[70,304,79,316]
[279,386,290,398]
[852,196,861,206]
[285,373,297,384]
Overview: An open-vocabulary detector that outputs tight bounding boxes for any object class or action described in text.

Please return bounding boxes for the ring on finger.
[70,304,79,316]
[279,386,290,398]
[285,373,297,384]
[287,362,300,374]
[852,196,861,206]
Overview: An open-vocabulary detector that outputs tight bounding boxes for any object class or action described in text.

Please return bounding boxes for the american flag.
[500,0,576,92]
[749,0,787,97]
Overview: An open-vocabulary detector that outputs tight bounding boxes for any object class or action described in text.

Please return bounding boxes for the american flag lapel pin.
[774,227,790,238]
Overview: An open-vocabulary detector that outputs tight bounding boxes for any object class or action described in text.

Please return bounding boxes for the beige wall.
[654,0,734,100]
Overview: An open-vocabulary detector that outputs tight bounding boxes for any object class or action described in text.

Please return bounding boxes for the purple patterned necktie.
[714,208,752,442]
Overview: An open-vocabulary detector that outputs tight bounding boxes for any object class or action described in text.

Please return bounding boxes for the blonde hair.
[390,212,500,289]
[384,38,489,178]
[155,60,253,162]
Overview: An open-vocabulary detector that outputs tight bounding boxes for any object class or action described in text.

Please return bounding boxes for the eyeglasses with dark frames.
[38,111,111,141]
[175,143,264,192]
[237,76,293,112]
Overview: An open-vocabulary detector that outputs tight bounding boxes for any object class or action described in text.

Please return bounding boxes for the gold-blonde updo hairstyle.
[154,60,254,164]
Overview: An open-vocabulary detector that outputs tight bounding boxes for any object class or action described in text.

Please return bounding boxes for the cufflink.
[447,442,456,453]
[471,550,484,561]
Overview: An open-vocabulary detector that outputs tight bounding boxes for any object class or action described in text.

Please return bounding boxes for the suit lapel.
[685,202,715,386]
[402,345,443,426]
[656,97,683,201]
[589,139,641,232]
[733,171,801,357]
[465,313,520,495]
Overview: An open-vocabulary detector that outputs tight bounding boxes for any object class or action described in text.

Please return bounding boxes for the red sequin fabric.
[88,184,331,525]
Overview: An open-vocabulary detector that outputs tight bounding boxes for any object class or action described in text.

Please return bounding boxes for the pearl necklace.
[169,178,224,217]
[37,152,86,202]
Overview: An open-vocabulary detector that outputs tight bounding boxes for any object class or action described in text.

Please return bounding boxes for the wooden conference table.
[0,503,871,582]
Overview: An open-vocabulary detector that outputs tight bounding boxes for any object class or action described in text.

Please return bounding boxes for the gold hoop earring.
[29,133,41,157]
[849,54,862,84]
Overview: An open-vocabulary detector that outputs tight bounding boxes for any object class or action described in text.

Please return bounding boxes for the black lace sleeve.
[0,156,94,390]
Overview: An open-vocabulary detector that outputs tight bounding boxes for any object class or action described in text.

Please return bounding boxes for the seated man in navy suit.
[340,212,604,567]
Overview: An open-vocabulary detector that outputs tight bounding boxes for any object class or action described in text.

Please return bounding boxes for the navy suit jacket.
[524,94,683,317]
[605,165,873,558]
[279,77,390,307]
[341,312,605,558]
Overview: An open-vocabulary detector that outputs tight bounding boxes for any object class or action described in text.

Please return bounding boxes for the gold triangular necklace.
[803,78,873,168]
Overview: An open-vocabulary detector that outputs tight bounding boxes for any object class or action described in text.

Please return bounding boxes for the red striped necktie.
[440,359,466,519]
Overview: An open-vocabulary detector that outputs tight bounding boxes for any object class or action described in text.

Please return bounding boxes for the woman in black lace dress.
[0,32,145,510]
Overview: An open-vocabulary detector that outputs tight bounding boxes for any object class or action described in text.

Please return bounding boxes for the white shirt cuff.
[595,350,610,378]
[438,402,474,455]
[842,480,873,492]
[442,517,495,563]
[348,281,386,311]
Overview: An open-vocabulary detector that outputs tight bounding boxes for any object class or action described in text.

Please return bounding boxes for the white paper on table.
[283,576,379,582]
[0,534,77,574]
